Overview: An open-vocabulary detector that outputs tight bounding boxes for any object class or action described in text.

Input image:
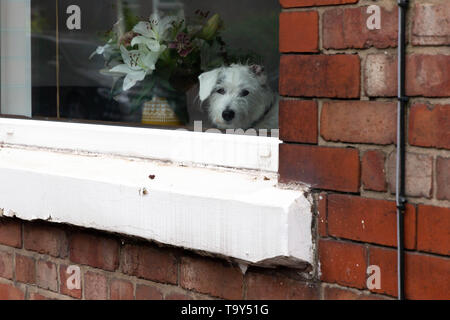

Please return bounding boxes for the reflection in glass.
[2,0,279,131]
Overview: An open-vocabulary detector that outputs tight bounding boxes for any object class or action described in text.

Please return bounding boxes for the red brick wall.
[0,218,331,300]
[279,0,450,300]
[0,0,449,301]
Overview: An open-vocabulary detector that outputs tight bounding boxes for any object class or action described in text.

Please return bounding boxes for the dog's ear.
[249,64,267,85]
[249,64,265,76]
[198,69,220,101]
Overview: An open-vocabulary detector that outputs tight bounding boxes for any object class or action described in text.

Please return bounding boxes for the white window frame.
[0,0,280,172]
[0,0,32,117]
[0,118,280,172]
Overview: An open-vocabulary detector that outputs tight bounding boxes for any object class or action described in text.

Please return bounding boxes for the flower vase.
[141,78,190,127]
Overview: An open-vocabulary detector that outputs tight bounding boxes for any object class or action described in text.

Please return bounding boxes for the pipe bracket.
[396,197,407,211]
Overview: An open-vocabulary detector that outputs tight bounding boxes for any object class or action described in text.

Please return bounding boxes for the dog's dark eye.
[216,88,226,95]
[240,90,250,97]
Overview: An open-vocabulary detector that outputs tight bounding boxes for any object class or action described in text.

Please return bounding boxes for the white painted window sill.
[0,119,314,268]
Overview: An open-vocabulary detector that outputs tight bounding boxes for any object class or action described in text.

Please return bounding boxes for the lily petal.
[119,46,143,70]
[119,46,132,65]
[148,13,177,41]
[141,51,160,70]
[109,64,133,74]
[133,21,157,39]
[131,36,161,51]
[123,70,147,91]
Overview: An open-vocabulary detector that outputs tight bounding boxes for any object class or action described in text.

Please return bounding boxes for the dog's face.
[198,64,273,130]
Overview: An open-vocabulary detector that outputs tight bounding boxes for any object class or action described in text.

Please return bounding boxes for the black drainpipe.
[396,0,409,301]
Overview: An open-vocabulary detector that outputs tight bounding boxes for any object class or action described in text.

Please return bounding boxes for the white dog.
[198,64,278,130]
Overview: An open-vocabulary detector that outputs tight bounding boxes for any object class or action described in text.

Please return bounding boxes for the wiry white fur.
[198,64,278,130]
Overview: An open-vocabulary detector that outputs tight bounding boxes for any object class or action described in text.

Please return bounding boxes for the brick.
[417,205,450,256]
[15,254,35,284]
[0,218,22,248]
[364,54,397,97]
[327,195,416,249]
[436,157,450,200]
[362,150,387,192]
[365,54,450,97]
[407,55,450,97]
[24,223,68,258]
[110,279,134,300]
[369,247,403,297]
[323,6,397,49]
[387,152,433,198]
[29,293,51,300]
[69,232,119,272]
[412,3,450,46]
[405,253,450,300]
[409,104,450,150]
[60,264,82,299]
[246,272,319,300]
[317,193,327,237]
[29,293,52,300]
[180,256,243,300]
[280,55,360,98]
[321,101,397,145]
[280,11,318,53]
[84,271,108,300]
[279,144,360,192]
[280,0,358,8]
[0,251,13,280]
[323,285,388,300]
[36,260,58,292]
[120,244,177,284]
[136,284,163,300]
[369,247,450,299]
[319,239,367,289]
[0,283,25,300]
[165,292,193,300]
[279,100,318,143]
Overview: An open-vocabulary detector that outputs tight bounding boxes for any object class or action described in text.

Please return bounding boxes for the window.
[1,0,280,134]
[0,1,314,268]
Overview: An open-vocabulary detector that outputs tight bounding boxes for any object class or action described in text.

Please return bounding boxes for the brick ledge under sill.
[0,146,314,269]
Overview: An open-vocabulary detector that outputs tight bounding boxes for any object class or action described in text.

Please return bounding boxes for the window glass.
[1,0,280,131]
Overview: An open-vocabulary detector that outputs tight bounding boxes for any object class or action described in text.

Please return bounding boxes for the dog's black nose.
[222,110,235,122]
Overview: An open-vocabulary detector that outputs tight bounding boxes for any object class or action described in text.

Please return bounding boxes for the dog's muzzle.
[222,109,235,122]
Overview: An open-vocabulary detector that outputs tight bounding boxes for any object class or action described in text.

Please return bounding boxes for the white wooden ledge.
[0,146,313,268]
[0,118,280,172]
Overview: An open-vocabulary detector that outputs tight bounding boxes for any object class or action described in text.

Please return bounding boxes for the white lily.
[131,13,177,51]
[141,46,167,70]
[108,45,166,91]
[131,31,161,52]
[109,46,147,91]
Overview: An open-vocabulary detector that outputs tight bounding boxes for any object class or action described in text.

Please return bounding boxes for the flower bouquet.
[91,11,228,126]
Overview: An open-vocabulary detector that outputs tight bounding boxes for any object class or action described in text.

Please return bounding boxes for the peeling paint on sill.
[0,146,314,268]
